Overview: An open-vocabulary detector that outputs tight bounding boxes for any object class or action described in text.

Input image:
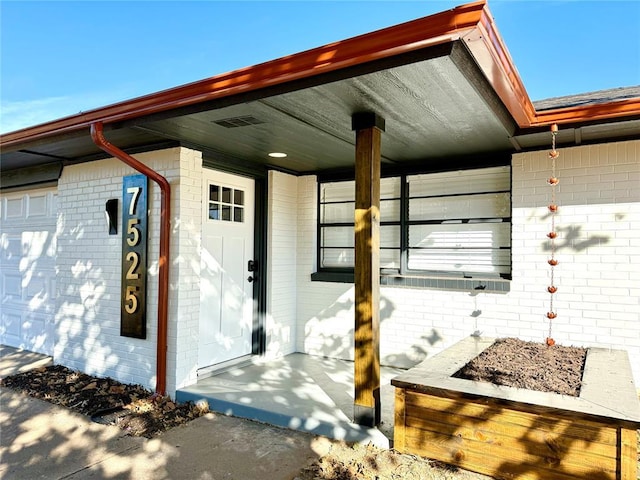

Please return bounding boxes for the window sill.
[310,271,354,283]
[310,272,511,293]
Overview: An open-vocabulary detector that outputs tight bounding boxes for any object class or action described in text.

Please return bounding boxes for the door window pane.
[210,185,220,202]
[208,183,245,223]
[209,204,220,220]
[233,207,244,223]
[222,205,231,221]
[222,187,232,204]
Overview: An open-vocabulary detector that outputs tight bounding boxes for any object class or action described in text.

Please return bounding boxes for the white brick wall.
[167,148,204,393]
[293,140,640,383]
[512,140,640,379]
[55,147,203,395]
[52,139,640,394]
[265,171,299,357]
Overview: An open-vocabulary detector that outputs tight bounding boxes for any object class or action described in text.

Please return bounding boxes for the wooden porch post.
[352,112,384,427]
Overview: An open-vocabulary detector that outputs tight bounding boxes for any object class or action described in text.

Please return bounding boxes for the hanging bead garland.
[546,124,559,347]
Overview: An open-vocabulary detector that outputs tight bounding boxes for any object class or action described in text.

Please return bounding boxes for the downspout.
[90,122,170,396]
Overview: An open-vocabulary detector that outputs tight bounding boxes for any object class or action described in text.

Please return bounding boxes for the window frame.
[314,162,512,283]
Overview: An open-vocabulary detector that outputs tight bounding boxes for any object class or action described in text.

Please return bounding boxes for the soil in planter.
[453,337,587,397]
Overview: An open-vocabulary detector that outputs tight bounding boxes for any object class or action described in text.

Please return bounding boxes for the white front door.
[199,169,255,369]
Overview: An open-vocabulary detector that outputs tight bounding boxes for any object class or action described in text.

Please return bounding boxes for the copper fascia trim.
[90,122,170,396]
[463,4,536,127]
[449,3,640,128]
[531,97,640,126]
[0,1,486,148]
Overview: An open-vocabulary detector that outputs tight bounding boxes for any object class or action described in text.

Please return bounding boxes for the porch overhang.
[3,0,639,178]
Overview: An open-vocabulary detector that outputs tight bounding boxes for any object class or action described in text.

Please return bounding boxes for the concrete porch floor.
[176,353,406,448]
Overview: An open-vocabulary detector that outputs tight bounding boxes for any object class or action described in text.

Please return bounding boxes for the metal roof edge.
[531,97,640,127]
[442,3,640,129]
[462,3,535,127]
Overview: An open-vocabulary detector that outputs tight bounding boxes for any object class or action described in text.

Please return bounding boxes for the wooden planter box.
[392,337,640,480]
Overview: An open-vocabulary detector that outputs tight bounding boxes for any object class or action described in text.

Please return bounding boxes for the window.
[319,177,401,270]
[317,166,511,280]
[208,184,245,222]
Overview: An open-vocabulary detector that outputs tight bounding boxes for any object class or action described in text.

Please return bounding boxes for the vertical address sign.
[121,174,148,338]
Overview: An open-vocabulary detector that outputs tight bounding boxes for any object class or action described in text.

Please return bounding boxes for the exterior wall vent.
[212,116,264,128]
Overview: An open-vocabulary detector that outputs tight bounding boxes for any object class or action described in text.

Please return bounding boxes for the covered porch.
[176,353,405,448]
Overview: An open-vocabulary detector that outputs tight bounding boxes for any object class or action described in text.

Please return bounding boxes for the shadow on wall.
[55,219,116,375]
[303,290,354,361]
[382,329,443,369]
[304,291,398,361]
[541,223,611,253]
[304,289,447,370]
[53,213,155,389]
[531,206,618,255]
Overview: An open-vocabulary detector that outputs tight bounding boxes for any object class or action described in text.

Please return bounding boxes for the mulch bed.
[453,337,587,397]
[0,365,208,437]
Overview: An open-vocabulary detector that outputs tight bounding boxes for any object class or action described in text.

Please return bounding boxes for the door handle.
[247,276,254,283]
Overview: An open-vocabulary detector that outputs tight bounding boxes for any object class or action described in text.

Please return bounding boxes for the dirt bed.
[453,337,587,396]
[0,364,208,437]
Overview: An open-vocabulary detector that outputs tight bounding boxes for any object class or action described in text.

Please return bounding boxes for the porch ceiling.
[1,40,516,175]
[132,42,518,173]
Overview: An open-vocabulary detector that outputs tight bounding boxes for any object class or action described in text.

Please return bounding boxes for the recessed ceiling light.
[268,152,287,158]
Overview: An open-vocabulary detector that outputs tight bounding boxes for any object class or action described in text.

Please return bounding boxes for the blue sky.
[1,1,639,134]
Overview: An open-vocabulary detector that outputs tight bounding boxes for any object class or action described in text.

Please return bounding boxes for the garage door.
[0,187,58,355]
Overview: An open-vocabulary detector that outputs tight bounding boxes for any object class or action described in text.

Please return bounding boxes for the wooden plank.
[404,413,617,473]
[397,388,630,479]
[619,428,638,480]
[393,388,406,452]
[405,390,618,445]
[404,427,617,480]
[353,121,382,426]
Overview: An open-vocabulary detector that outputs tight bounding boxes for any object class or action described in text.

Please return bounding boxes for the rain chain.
[546,124,559,347]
